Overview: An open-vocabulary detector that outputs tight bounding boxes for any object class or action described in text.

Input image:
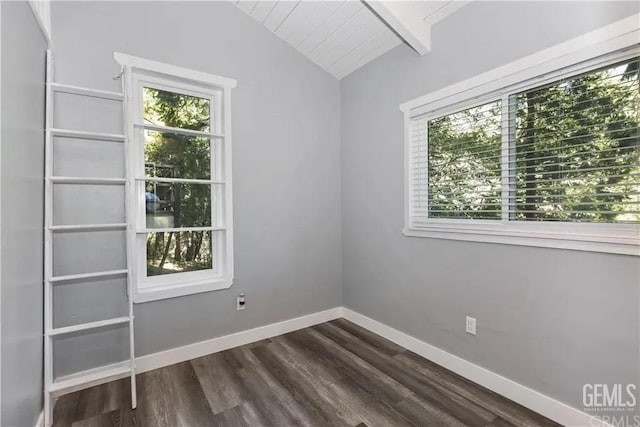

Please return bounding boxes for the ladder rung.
[50,128,125,142]
[49,362,131,395]
[50,176,126,185]
[50,83,124,101]
[49,269,128,283]
[49,223,127,232]
[48,316,130,336]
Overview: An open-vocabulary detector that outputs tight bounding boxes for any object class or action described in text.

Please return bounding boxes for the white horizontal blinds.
[425,100,503,220]
[408,114,428,223]
[511,57,640,223]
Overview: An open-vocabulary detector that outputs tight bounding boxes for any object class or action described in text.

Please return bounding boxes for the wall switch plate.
[236,294,246,311]
[466,316,477,335]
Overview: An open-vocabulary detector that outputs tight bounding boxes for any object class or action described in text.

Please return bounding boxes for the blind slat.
[408,57,639,224]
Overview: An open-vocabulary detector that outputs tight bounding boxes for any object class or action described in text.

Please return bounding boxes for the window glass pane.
[514,59,640,222]
[145,181,211,229]
[144,130,211,180]
[143,87,210,132]
[427,100,502,219]
[146,231,213,276]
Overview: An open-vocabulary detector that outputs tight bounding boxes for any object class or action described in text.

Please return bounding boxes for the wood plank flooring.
[53,319,561,427]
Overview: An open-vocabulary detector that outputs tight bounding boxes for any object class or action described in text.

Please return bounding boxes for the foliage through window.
[143,88,214,276]
[513,60,639,222]
[427,101,502,219]
[411,57,640,225]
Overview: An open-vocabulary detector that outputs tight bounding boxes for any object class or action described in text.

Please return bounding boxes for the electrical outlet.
[466,316,477,335]
[236,294,246,311]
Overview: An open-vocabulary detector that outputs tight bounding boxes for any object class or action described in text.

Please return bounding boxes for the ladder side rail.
[43,49,54,427]
[120,64,137,409]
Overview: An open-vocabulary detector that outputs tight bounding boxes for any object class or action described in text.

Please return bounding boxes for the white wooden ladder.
[43,49,136,426]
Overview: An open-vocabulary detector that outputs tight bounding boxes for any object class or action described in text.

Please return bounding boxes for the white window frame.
[401,14,640,256]
[115,52,236,302]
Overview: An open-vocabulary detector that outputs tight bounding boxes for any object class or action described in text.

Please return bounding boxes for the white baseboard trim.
[52,305,608,427]
[136,307,343,373]
[341,307,609,427]
[34,410,44,427]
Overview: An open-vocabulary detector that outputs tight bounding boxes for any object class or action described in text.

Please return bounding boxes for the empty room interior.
[1,0,639,426]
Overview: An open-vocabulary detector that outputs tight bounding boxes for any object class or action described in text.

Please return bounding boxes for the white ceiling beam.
[364,1,431,55]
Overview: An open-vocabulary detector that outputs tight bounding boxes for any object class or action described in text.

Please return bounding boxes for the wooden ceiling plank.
[317,12,387,69]
[285,1,345,48]
[251,1,279,23]
[332,32,400,79]
[297,1,363,55]
[264,1,300,32]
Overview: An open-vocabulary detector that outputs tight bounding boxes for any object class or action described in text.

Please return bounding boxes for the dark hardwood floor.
[53,319,561,427]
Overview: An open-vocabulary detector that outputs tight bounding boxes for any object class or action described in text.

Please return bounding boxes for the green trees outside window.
[426,58,639,223]
[143,87,214,275]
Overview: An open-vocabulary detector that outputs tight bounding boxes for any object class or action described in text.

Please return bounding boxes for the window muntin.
[412,57,639,226]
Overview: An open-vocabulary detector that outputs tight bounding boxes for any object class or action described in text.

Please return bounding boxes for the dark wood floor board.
[313,322,497,426]
[53,378,132,426]
[252,341,364,426]
[71,409,137,427]
[393,393,471,427]
[53,392,81,427]
[279,330,359,380]
[135,361,215,427]
[212,346,310,426]
[210,402,264,427]
[485,417,518,427]
[393,351,558,427]
[330,319,406,357]
[301,328,415,404]
[272,334,348,385]
[332,375,416,427]
[54,321,561,427]
[273,335,415,427]
[190,352,248,414]
[230,345,317,426]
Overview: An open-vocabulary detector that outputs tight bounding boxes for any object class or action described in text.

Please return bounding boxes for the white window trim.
[115,52,236,302]
[401,14,640,256]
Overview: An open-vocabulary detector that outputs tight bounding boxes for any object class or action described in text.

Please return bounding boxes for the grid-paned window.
[121,56,235,302]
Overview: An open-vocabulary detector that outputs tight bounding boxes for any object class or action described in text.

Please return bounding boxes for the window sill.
[403,222,640,256]
[133,277,233,303]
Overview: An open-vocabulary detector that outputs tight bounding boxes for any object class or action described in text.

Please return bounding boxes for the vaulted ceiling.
[235,1,470,79]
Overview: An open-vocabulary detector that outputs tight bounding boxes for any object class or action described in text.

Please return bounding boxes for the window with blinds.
[513,59,639,222]
[408,57,640,226]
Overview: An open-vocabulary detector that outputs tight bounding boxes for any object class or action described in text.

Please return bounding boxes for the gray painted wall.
[1,2,47,426]
[50,1,342,376]
[341,1,640,413]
